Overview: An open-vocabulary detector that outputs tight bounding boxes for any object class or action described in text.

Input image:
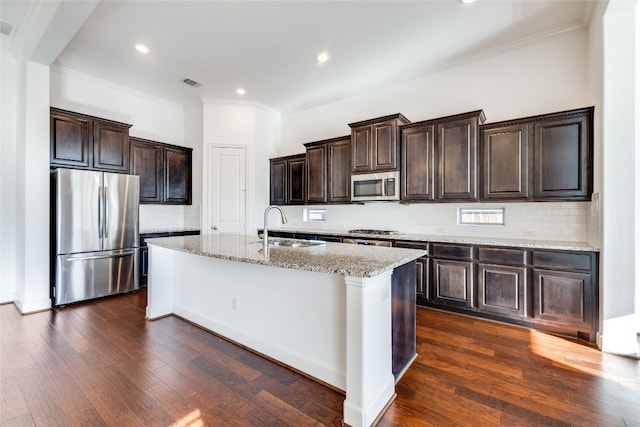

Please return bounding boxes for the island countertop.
[146,234,426,278]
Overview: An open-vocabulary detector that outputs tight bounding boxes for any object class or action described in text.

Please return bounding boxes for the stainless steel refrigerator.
[51,168,140,306]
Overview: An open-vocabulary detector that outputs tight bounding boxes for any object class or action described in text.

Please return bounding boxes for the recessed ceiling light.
[1,20,14,37]
[135,44,149,53]
[183,78,202,87]
[236,88,246,95]
[317,51,329,64]
[460,0,476,3]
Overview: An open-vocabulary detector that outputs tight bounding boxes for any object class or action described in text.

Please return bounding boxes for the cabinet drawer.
[432,244,472,261]
[532,251,594,272]
[393,240,429,255]
[477,247,526,266]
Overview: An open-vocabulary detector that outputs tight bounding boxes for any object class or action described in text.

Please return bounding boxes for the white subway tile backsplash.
[139,204,201,232]
[280,201,590,243]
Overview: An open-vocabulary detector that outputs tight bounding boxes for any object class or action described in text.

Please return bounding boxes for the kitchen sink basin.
[268,239,325,248]
[253,238,326,248]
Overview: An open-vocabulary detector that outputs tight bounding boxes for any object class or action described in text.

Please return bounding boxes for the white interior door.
[207,146,247,234]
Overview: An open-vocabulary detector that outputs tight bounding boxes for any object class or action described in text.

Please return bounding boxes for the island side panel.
[391,261,417,379]
[146,245,175,319]
[147,245,347,390]
[343,272,396,427]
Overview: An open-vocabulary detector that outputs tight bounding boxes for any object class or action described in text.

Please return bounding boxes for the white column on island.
[343,272,395,427]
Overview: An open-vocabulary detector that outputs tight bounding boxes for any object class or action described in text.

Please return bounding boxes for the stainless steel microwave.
[351,171,400,202]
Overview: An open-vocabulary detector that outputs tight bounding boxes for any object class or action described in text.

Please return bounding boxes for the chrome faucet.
[263,205,288,255]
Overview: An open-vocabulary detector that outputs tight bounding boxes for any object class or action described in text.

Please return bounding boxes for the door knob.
[213,226,218,230]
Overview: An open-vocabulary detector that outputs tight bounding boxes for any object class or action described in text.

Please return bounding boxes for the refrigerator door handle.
[104,186,109,238]
[66,250,136,261]
[98,186,103,238]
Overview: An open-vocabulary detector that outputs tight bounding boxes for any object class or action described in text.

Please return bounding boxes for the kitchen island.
[146,234,425,427]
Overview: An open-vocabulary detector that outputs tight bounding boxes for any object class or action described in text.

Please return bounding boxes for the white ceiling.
[2,1,596,112]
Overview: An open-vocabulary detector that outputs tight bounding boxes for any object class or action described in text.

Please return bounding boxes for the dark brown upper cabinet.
[305,144,327,203]
[130,138,163,203]
[304,135,351,204]
[130,137,192,205]
[269,154,306,205]
[50,107,131,173]
[480,106,593,201]
[349,113,410,173]
[400,122,435,201]
[400,110,485,202]
[533,108,593,200]
[163,146,192,204]
[436,111,486,200]
[481,123,531,200]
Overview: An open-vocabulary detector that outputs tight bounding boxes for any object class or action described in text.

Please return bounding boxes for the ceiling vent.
[182,78,202,87]
[1,21,15,37]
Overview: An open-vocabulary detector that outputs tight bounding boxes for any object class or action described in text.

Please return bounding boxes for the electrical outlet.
[436,227,446,234]
[232,297,238,310]
[522,230,535,237]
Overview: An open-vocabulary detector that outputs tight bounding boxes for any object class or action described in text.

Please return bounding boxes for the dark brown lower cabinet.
[432,259,473,308]
[532,269,592,326]
[477,264,526,318]
[424,244,597,343]
[531,250,597,342]
[476,247,527,318]
[431,244,474,308]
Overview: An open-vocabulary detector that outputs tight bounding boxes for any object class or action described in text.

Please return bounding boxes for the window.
[457,208,505,226]
[303,208,326,222]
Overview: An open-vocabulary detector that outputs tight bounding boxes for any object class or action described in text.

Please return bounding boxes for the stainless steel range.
[343,229,398,246]
[347,229,398,235]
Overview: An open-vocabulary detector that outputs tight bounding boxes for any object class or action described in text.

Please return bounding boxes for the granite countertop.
[146,234,426,278]
[267,227,599,252]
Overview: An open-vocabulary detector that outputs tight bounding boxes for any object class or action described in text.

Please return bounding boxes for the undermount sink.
[269,239,326,248]
[253,238,326,248]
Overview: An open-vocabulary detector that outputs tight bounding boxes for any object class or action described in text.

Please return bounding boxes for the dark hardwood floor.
[1,288,638,427]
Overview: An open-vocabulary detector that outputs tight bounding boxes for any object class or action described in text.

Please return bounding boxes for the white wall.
[600,0,640,356]
[2,58,52,312]
[18,61,51,312]
[0,50,18,303]
[281,30,589,153]
[200,99,281,234]
[587,3,605,250]
[49,66,200,232]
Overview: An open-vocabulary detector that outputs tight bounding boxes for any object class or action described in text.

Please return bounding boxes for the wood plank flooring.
[1,288,638,427]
